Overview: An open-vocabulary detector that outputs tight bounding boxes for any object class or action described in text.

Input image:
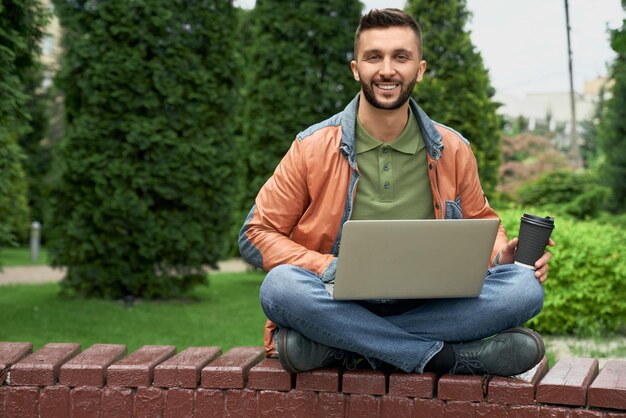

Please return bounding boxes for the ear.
[416,60,427,82]
[350,60,359,81]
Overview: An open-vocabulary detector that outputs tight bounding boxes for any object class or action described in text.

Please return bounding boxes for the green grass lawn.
[0,272,267,353]
[0,246,49,267]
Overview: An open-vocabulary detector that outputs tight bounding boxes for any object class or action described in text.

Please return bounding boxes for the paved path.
[0,258,251,286]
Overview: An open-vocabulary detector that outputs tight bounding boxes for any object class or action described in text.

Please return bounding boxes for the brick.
[540,405,575,417]
[587,359,626,411]
[347,394,380,417]
[388,372,436,398]
[506,404,541,417]
[285,390,317,418]
[257,390,289,417]
[0,343,32,384]
[342,370,386,395]
[381,395,413,417]
[102,387,134,418]
[224,389,257,417]
[6,386,38,418]
[476,402,509,416]
[537,357,599,406]
[200,346,264,389]
[194,389,224,418]
[10,343,80,386]
[571,409,607,417]
[438,374,486,402]
[295,367,339,392]
[70,387,101,418]
[134,386,165,418]
[445,400,479,417]
[107,345,176,387]
[165,388,194,418]
[489,356,549,405]
[248,357,293,391]
[412,398,445,418]
[0,386,7,418]
[154,346,221,389]
[317,391,346,418]
[39,386,70,418]
[59,344,126,387]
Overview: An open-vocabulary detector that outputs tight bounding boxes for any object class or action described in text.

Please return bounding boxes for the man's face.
[351,27,427,110]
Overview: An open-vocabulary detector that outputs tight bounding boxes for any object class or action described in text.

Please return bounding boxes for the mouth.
[374,82,400,92]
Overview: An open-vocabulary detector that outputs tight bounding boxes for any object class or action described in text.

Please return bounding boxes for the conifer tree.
[240,0,362,212]
[598,3,626,212]
[0,0,48,254]
[49,0,240,298]
[405,0,501,197]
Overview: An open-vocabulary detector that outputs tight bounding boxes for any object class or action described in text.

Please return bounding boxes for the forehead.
[356,26,420,55]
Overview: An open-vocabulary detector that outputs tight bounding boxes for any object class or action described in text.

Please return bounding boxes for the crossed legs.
[259,263,544,373]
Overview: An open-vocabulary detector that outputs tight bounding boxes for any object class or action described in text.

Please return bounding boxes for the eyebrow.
[361,48,415,57]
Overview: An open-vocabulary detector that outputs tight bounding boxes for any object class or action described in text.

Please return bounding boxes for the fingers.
[534,263,549,283]
[534,250,552,283]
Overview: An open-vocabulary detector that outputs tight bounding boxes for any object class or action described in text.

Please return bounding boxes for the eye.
[396,54,409,62]
[364,54,381,61]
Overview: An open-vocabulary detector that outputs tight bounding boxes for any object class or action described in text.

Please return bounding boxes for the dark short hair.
[354,8,423,58]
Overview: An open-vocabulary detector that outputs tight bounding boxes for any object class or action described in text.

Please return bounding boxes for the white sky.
[234,0,624,97]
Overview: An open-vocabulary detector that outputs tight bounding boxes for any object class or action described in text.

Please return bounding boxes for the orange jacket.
[239,95,508,356]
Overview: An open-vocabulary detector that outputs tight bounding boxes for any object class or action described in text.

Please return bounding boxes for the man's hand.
[498,237,555,284]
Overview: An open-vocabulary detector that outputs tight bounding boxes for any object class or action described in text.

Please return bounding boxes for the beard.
[360,76,417,110]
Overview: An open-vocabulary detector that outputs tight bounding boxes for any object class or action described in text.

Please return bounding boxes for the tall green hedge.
[405,0,501,198]
[500,208,626,336]
[240,0,362,213]
[49,0,240,299]
[598,6,626,212]
[0,0,48,255]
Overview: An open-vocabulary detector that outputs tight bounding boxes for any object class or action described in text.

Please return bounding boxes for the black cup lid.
[521,213,555,227]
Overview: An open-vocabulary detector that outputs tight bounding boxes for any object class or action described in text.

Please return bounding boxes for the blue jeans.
[259,263,544,373]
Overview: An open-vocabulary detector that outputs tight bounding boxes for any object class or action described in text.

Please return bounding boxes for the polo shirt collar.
[355,107,423,155]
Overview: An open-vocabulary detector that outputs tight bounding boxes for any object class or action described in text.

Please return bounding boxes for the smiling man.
[239,8,554,376]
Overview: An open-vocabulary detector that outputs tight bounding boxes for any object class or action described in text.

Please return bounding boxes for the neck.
[357,93,411,143]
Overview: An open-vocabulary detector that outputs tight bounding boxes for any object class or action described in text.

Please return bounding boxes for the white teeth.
[377,84,398,90]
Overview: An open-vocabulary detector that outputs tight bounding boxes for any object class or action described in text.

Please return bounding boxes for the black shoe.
[277,327,347,373]
[449,327,545,376]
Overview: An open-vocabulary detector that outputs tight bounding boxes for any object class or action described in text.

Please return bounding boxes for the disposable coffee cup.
[514,213,555,270]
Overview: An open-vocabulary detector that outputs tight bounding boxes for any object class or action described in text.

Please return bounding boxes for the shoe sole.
[502,327,545,373]
[278,328,299,374]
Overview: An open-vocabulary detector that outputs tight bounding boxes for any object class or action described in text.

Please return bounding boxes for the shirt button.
[383,164,389,171]
[382,146,389,153]
[384,182,390,189]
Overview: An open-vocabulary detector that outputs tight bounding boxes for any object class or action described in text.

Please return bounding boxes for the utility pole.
[564,0,582,169]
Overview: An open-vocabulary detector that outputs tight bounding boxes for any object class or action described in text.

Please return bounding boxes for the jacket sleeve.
[238,139,335,277]
[458,147,508,266]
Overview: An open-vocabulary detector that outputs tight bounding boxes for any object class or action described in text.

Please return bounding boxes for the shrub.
[0,0,48,254]
[240,0,362,215]
[518,171,611,219]
[49,0,240,299]
[499,208,626,336]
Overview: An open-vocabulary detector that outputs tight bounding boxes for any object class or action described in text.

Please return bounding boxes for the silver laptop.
[331,219,499,300]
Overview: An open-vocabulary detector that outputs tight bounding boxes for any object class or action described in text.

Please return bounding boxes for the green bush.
[0,0,48,255]
[499,208,626,336]
[240,0,362,214]
[518,171,611,219]
[49,0,240,299]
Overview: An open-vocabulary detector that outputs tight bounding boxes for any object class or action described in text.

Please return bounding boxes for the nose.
[379,57,395,78]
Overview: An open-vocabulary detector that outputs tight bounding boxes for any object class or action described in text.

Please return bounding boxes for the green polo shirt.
[351,108,435,220]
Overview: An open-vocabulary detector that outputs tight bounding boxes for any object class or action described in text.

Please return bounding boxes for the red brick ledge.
[1,342,624,417]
